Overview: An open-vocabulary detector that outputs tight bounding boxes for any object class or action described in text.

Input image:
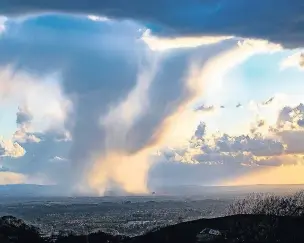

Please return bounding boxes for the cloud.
[280,52,304,70]
[194,122,206,139]
[0,172,27,185]
[278,130,304,154]
[16,106,33,127]
[3,129,72,186]
[0,139,25,158]
[195,104,215,113]
[0,13,295,193]
[158,122,285,167]
[0,16,7,34]
[0,166,10,172]
[154,100,304,186]
[0,0,303,47]
[254,155,300,167]
[0,102,72,187]
[87,15,109,22]
[236,103,242,108]
[262,97,275,106]
[0,68,71,133]
[141,29,232,51]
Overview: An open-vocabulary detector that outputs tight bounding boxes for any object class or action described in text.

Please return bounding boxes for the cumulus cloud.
[0,98,72,187]
[0,68,71,133]
[159,122,285,168]
[154,100,304,186]
[0,139,25,158]
[0,0,303,47]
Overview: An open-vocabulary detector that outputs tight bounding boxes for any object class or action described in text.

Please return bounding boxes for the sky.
[0,0,304,195]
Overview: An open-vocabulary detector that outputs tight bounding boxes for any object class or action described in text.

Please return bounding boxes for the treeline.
[226,190,304,216]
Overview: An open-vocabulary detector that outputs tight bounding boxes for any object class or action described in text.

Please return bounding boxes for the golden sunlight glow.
[88,150,152,195]
[225,161,304,186]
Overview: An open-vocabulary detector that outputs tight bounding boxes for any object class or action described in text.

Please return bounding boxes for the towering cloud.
[0,3,302,195]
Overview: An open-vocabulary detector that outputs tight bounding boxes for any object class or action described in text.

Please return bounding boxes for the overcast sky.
[0,0,304,195]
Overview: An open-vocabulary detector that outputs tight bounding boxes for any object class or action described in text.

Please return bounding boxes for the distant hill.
[1,214,304,243]
[152,184,304,197]
[1,184,304,198]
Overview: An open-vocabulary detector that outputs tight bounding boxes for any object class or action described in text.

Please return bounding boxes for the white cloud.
[49,156,69,162]
[0,139,25,158]
[141,29,232,51]
[280,52,304,71]
[0,68,71,133]
[0,16,7,34]
[87,15,110,22]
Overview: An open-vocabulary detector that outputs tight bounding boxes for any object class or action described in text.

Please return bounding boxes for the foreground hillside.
[1,214,304,243]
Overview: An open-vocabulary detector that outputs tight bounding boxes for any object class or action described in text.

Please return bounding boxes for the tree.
[226,191,304,216]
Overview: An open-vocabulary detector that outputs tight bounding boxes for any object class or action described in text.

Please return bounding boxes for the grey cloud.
[3,130,72,184]
[262,97,275,106]
[255,156,297,167]
[257,120,265,127]
[195,104,215,112]
[277,106,293,125]
[194,152,252,166]
[16,106,33,126]
[275,103,304,129]
[159,122,285,169]
[297,119,304,127]
[148,159,256,187]
[278,130,304,154]
[216,134,284,157]
[250,119,266,134]
[236,103,242,108]
[194,122,206,139]
[0,0,304,47]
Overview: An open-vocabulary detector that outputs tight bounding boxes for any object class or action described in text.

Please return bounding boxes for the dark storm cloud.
[0,0,303,47]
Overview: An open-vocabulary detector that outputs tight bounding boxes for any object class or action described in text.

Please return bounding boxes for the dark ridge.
[1,215,304,243]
